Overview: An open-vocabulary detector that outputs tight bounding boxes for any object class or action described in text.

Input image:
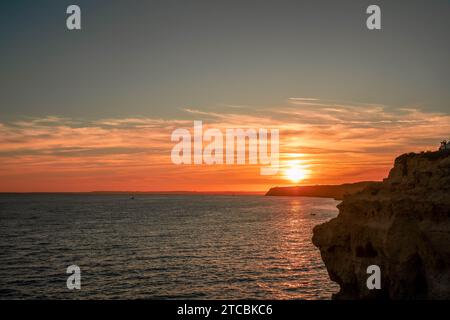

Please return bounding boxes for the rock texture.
[312,150,450,299]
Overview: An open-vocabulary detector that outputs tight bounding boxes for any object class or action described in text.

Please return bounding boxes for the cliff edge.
[312,150,450,299]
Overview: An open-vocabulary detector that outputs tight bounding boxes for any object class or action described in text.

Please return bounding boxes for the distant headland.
[265,181,379,200]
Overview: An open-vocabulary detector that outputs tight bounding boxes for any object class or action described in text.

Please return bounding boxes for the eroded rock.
[312,150,450,299]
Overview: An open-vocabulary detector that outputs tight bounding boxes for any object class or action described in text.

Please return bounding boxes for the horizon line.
[0,180,381,195]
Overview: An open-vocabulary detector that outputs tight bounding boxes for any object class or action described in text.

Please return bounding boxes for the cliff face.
[312,150,450,299]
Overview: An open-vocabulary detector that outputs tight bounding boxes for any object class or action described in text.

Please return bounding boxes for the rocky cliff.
[312,150,450,299]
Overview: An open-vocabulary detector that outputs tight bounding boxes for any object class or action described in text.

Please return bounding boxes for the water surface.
[0,194,339,299]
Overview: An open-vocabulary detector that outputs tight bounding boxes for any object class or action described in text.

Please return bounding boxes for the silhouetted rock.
[266,181,377,200]
[312,150,450,299]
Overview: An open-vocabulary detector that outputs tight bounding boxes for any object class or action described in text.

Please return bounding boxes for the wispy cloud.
[0,99,449,192]
[288,97,320,102]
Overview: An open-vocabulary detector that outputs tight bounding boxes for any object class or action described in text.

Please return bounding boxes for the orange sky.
[1,98,449,192]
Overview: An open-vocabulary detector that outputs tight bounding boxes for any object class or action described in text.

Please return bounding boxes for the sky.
[0,0,449,192]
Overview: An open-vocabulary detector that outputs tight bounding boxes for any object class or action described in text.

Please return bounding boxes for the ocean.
[0,194,339,299]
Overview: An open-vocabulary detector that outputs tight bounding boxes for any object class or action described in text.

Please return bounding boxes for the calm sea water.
[0,194,339,299]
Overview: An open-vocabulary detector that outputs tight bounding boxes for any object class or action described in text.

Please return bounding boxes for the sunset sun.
[284,161,310,183]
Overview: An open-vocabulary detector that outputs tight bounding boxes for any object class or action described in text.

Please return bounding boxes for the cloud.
[0,98,449,191]
[288,97,319,102]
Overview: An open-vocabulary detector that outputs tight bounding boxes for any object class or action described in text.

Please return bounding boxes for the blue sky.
[1,0,449,121]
